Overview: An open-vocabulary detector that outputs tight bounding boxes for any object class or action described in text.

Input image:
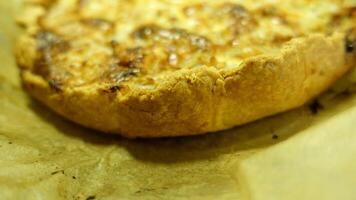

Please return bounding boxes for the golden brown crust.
[15,0,356,137]
[18,33,355,137]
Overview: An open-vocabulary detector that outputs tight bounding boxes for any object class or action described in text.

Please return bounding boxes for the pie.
[15,0,356,137]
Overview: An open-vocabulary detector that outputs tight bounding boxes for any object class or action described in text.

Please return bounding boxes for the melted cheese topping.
[18,0,356,91]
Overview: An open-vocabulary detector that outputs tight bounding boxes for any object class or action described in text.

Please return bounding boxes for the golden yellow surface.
[1,1,356,199]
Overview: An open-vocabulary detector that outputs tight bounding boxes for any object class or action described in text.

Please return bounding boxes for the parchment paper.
[1,1,356,199]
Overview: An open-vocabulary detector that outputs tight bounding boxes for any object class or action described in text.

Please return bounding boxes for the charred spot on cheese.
[103,41,144,84]
[100,85,122,93]
[110,41,145,69]
[112,68,140,82]
[117,48,144,68]
[103,68,140,84]
[32,30,73,90]
[36,30,70,52]
[35,30,70,72]
[108,85,121,92]
[48,79,63,92]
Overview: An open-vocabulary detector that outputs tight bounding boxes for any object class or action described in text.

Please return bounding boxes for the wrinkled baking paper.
[1,1,356,200]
